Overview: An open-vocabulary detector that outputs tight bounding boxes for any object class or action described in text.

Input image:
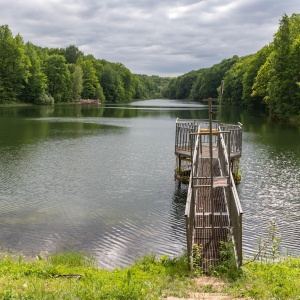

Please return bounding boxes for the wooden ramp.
[176,119,243,273]
[194,157,229,272]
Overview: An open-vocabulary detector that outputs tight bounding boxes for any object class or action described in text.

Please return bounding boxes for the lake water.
[0,99,299,268]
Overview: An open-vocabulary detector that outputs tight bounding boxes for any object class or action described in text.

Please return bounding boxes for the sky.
[0,0,298,77]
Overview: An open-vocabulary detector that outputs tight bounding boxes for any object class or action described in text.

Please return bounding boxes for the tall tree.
[289,35,300,114]
[71,65,83,100]
[100,63,125,102]
[80,60,104,100]
[242,45,271,107]
[223,56,252,105]
[22,42,47,103]
[267,14,292,117]
[44,54,71,102]
[65,45,83,64]
[0,25,30,103]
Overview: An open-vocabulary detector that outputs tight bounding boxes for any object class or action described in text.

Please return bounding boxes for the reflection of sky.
[128,99,208,108]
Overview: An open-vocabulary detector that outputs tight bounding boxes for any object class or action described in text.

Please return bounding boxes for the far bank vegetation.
[1,13,300,122]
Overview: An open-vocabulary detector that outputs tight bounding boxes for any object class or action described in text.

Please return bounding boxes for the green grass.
[0,251,195,299]
[0,249,300,299]
[211,234,300,299]
[223,258,300,299]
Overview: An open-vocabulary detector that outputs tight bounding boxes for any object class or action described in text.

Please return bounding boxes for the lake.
[0,99,299,268]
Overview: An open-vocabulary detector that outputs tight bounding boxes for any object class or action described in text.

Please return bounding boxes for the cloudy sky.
[0,0,298,76]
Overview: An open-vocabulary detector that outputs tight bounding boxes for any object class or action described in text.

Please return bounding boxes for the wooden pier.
[175,118,243,272]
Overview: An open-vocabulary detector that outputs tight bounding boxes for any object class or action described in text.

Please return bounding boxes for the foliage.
[22,42,47,103]
[212,237,242,281]
[34,90,54,105]
[65,45,83,64]
[71,65,83,100]
[79,59,103,100]
[212,219,300,299]
[164,13,300,122]
[2,13,300,119]
[191,56,239,101]
[0,25,171,105]
[0,25,30,103]
[163,56,238,101]
[222,55,253,105]
[44,54,72,102]
[248,13,300,120]
[0,239,299,299]
[225,258,300,299]
[165,70,198,99]
[0,251,196,300]
[246,218,282,263]
[192,244,202,271]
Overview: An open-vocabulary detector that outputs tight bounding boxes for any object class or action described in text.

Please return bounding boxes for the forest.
[163,13,300,122]
[1,13,300,121]
[0,25,170,105]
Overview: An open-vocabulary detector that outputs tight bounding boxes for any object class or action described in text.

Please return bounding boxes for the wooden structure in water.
[175,117,243,272]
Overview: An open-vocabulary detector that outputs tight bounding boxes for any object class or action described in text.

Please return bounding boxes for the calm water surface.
[0,99,299,268]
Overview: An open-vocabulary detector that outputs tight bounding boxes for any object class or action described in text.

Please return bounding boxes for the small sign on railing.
[213,176,228,187]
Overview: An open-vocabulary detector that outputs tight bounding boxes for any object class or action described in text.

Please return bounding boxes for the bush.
[34,91,54,105]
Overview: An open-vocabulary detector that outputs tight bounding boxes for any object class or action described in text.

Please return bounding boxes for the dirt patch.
[166,276,241,300]
[167,294,232,300]
[194,277,225,292]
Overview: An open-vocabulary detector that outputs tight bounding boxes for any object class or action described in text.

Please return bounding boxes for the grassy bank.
[0,250,299,299]
[0,251,195,299]
[224,257,300,299]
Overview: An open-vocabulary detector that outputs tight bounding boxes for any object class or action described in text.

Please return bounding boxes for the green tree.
[44,54,71,102]
[242,45,271,107]
[190,57,238,102]
[223,56,252,105]
[0,25,30,103]
[252,53,274,104]
[22,42,47,103]
[117,63,134,101]
[131,75,144,99]
[268,14,291,117]
[174,71,198,99]
[71,65,83,100]
[189,69,207,101]
[100,63,125,102]
[80,60,104,100]
[288,35,300,115]
[65,45,83,64]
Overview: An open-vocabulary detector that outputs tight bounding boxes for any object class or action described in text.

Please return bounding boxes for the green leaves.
[44,54,71,102]
[0,25,168,105]
[0,25,30,103]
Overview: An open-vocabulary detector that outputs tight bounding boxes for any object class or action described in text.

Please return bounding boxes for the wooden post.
[208,98,214,236]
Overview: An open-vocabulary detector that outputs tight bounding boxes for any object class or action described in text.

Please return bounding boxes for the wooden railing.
[219,123,243,158]
[185,133,200,267]
[175,119,242,159]
[175,119,202,153]
[219,130,243,267]
[184,127,243,268]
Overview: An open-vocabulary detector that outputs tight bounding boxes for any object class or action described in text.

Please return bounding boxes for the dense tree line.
[2,14,300,121]
[0,25,170,105]
[164,13,300,121]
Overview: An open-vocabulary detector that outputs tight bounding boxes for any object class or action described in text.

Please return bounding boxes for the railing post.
[238,213,243,267]
[207,98,215,236]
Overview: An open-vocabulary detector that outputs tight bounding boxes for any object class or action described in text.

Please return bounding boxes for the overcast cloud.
[0,0,298,76]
